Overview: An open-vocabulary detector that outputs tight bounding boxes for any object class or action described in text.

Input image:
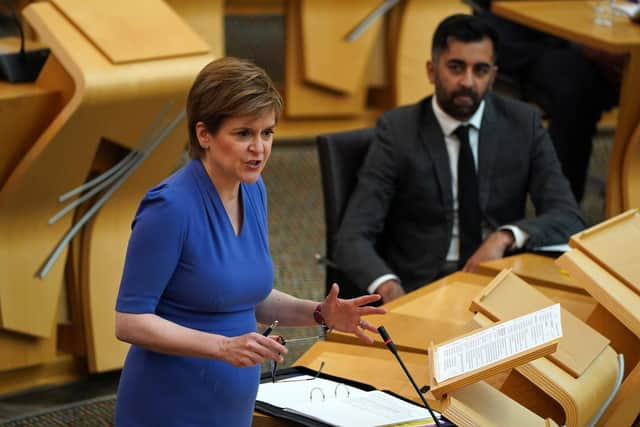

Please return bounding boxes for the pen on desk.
[262,320,278,336]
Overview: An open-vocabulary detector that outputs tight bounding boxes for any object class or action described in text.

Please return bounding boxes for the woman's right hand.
[219,333,287,367]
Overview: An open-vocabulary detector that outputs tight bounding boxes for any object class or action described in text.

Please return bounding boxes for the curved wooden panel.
[607,48,640,216]
[0,82,60,188]
[445,381,559,427]
[557,214,640,427]
[519,347,619,427]
[475,313,619,427]
[165,0,224,59]
[0,2,212,339]
[284,0,367,117]
[300,0,381,94]
[0,3,98,338]
[569,210,640,295]
[622,122,640,210]
[50,0,210,63]
[26,3,211,368]
[0,56,72,370]
[0,325,57,372]
[83,113,191,372]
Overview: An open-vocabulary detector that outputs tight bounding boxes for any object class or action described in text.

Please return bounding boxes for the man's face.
[427,37,497,121]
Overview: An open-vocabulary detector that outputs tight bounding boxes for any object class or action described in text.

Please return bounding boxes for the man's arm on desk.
[374,278,406,303]
[463,229,515,273]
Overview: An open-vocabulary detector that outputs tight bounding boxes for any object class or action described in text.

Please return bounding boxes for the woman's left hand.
[320,283,387,344]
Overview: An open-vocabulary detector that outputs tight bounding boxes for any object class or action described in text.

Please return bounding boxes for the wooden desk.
[287,335,565,427]
[329,272,492,351]
[492,0,640,217]
[294,341,431,406]
[476,253,582,292]
[251,342,431,426]
[473,254,597,323]
[330,267,596,351]
[302,265,614,427]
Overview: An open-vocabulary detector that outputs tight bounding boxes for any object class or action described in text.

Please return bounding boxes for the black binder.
[255,366,455,427]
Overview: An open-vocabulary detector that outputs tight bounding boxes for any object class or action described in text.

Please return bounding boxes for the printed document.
[434,304,562,383]
[257,376,439,426]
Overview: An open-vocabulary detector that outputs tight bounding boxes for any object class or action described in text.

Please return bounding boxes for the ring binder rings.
[256,366,453,427]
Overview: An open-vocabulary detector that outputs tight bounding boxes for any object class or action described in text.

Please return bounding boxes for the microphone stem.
[392,352,442,427]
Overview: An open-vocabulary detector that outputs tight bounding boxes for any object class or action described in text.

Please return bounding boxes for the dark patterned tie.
[454,125,482,268]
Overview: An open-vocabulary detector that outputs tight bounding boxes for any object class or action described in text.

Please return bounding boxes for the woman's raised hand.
[320,283,387,344]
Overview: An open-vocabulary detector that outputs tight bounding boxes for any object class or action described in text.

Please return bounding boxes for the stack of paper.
[257,376,440,427]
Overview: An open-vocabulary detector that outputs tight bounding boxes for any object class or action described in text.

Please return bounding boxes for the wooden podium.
[468,271,618,427]
[413,270,618,427]
[289,341,559,427]
[557,209,640,427]
[311,267,621,426]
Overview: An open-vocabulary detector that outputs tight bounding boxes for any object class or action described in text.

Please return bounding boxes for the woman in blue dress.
[114,57,386,426]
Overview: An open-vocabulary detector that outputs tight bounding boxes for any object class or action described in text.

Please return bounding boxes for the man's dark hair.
[431,14,499,62]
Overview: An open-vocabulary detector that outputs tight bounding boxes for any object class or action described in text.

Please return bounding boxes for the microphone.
[378,326,443,427]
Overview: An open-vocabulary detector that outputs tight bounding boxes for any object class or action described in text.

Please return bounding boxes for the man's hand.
[463,230,514,273]
[376,280,405,303]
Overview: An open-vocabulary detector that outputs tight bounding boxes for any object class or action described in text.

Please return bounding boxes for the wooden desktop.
[276,231,639,427]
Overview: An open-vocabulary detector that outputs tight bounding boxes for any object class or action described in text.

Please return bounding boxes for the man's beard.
[435,85,485,121]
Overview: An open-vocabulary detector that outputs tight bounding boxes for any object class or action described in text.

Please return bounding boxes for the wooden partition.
[164,0,224,59]
[470,271,618,427]
[477,253,581,291]
[557,210,640,427]
[0,52,68,381]
[621,123,640,212]
[283,0,376,117]
[0,0,215,389]
[300,0,381,95]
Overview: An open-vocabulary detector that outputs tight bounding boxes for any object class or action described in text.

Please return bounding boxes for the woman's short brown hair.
[186,57,283,159]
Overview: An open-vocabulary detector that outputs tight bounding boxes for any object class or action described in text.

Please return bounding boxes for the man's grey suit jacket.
[334,93,585,294]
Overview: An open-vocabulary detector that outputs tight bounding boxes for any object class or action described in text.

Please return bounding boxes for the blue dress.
[115,159,273,426]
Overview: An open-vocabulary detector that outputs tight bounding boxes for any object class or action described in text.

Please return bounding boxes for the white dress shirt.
[367,98,528,294]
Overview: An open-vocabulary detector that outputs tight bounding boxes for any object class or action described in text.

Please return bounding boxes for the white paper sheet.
[434,304,562,383]
[612,2,640,20]
[257,376,437,427]
[533,243,570,253]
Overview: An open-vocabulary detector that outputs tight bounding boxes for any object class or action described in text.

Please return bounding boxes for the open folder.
[255,366,451,427]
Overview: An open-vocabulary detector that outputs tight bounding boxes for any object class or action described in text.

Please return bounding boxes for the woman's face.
[197,110,276,188]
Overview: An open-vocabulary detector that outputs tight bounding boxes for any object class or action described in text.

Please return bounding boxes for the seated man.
[334,14,585,303]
